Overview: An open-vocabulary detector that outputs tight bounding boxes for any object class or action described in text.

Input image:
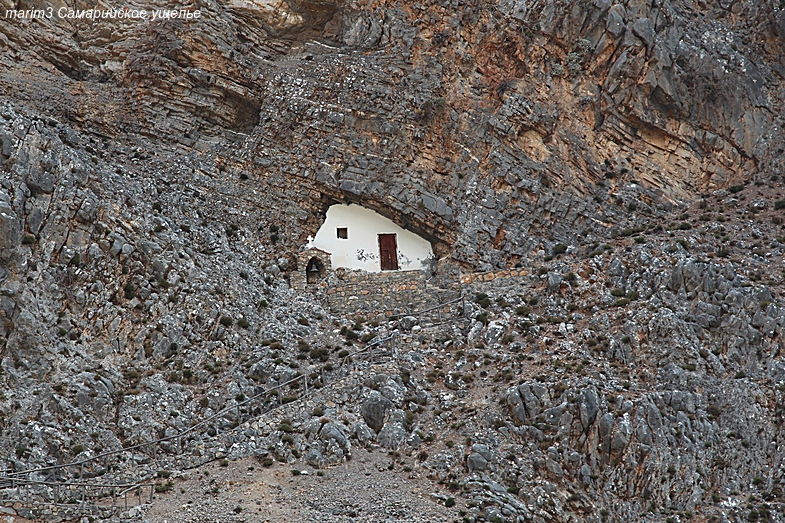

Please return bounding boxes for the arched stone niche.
[292,247,332,291]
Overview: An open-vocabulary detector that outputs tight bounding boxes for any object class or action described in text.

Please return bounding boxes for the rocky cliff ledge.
[2,0,784,268]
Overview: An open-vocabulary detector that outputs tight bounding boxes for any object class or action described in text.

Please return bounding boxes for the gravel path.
[142,449,458,523]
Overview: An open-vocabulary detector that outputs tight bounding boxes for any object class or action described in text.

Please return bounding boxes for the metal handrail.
[7,373,303,478]
[7,477,153,489]
[4,331,400,495]
[387,292,464,320]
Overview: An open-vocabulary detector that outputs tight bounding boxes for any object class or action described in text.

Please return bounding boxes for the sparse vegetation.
[4,19,785,521]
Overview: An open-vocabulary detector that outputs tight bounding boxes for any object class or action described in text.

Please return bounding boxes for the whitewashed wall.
[308,204,433,272]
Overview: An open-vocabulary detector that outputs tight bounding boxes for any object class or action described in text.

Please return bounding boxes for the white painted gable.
[309,204,433,272]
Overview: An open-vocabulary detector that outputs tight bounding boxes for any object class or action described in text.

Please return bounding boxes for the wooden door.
[378,234,399,270]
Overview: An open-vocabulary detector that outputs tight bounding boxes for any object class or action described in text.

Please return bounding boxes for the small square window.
[336,227,348,239]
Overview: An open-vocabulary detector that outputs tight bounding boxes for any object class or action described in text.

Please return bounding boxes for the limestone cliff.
[2,0,783,268]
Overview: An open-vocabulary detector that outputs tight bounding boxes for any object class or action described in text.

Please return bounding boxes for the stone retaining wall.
[460,268,529,285]
[2,499,121,521]
[326,269,431,316]
[320,267,531,317]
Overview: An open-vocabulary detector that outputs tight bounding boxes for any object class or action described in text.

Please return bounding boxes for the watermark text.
[4,7,201,20]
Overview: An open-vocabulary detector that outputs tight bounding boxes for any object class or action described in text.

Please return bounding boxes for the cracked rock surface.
[1,1,785,522]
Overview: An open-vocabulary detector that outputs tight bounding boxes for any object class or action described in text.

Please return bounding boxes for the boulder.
[361,391,393,433]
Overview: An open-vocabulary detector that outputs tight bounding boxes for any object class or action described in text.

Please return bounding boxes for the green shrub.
[552,243,568,255]
[219,316,233,326]
[309,348,329,361]
[474,292,491,308]
[155,481,173,493]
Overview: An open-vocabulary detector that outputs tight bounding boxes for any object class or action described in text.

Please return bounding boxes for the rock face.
[362,391,393,433]
[0,1,785,522]
[1,0,783,268]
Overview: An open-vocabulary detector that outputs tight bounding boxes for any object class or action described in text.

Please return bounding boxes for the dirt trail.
[143,449,458,523]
